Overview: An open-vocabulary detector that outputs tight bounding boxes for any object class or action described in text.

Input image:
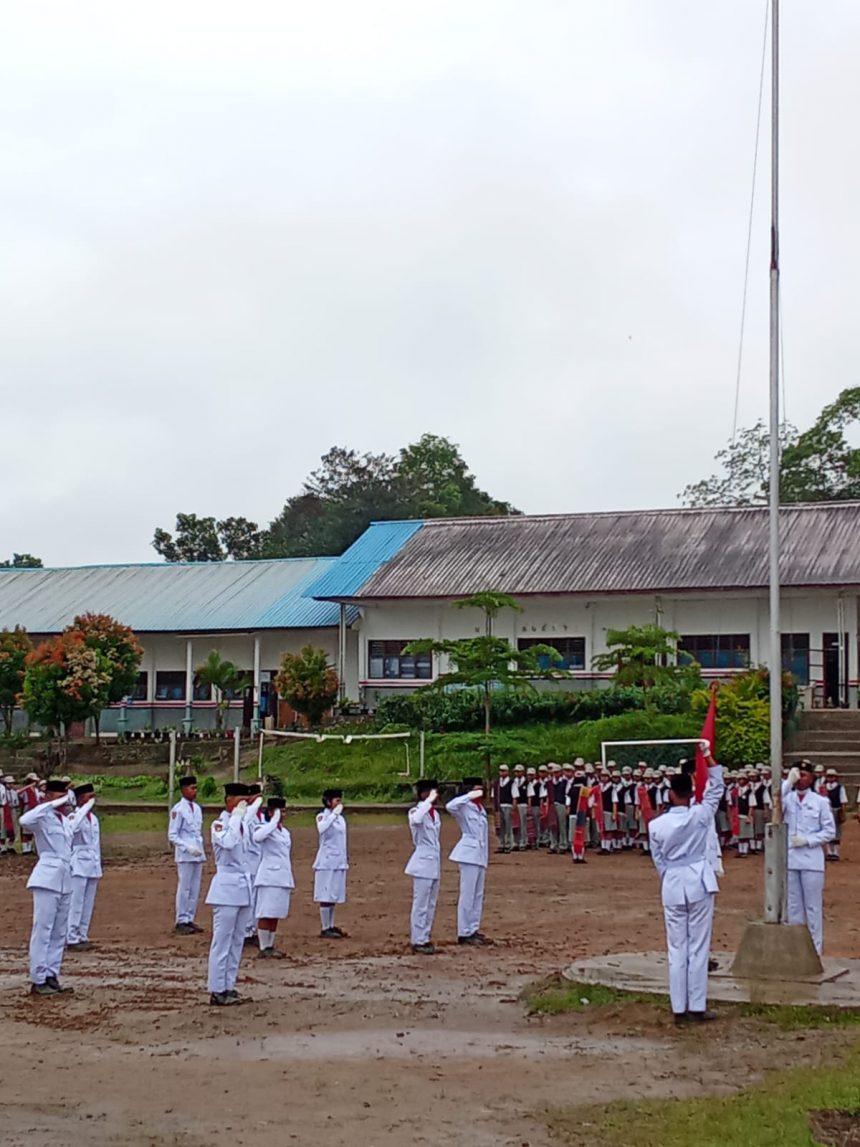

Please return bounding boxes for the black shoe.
[258,947,285,959]
[708,957,719,972]
[45,976,72,994]
[321,928,344,939]
[189,922,205,933]
[329,926,348,937]
[226,990,239,999]
[688,1010,717,1023]
[31,982,60,996]
[174,923,196,935]
[411,942,435,955]
[458,935,480,946]
[494,847,506,854]
[243,934,259,947]
[66,941,92,952]
[673,1012,690,1026]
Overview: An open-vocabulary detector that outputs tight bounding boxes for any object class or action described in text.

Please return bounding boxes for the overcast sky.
[2,1,858,566]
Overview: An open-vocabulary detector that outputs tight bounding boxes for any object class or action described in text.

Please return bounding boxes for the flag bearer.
[168,775,206,935]
[314,788,349,938]
[66,784,102,950]
[205,783,253,1006]
[252,797,294,958]
[405,779,441,954]
[447,778,490,946]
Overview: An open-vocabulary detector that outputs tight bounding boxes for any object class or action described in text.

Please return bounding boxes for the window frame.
[678,634,751,671]
[367,640,433,681]
[517,636,586,671]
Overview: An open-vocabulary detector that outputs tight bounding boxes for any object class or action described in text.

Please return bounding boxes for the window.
[678,634,750,670]
[130,672,148,701]
[222,669,253,700]
[368,640,432,680]
[193,675,212,702]
[155,671,186,701]
[781,633,810,686]
[518,637,586,671]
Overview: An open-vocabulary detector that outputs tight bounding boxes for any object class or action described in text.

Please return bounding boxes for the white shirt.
[20,797,93,894]
[781,783,836,872]
[252,810,295,889]
[446,792,489,868]
[204,809,253,907]
[168,797,205,863]
[648,766,724,907]
[405,798,442,879]
[313,806,348,871]
[70,809,102,879]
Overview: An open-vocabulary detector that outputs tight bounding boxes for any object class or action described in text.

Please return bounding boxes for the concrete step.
[798,711,860,730]
[788,738,860,752]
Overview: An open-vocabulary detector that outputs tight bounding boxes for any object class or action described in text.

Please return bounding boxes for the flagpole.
[763,0,787,925]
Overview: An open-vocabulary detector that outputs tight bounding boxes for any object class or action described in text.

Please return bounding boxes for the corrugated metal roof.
[305,520,424,600]
[0,558,351,633]
[343,504,860,598]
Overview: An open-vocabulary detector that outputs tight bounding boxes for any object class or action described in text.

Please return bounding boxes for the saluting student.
[66,784,102,951]
[314,788,349,939]
[168,775,206,935]
[252,797,294,958]
[18,773,41,855]
[405,779,442,954]
[205,783,258,1006]
[446,778,490,946]
[243,783,265,944]
[20,779,93,996]
[782,762,836,955]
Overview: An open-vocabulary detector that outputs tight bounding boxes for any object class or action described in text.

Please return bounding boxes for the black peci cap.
[461,777,483,788]
[73,783,94,799]
[179,775,197,788]
[247,784,262,796]
[224,782,248,797]
[267,797,286,810]
[45,779,69,794]
[322,788,343,802]
[416,778,438,796]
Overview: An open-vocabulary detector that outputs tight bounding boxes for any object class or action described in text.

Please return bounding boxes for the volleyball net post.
[600,737,706,771]
[256,728,414,783]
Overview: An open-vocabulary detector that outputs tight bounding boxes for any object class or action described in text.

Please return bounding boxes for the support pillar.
[182,638,193,734]
[251,635,261,736]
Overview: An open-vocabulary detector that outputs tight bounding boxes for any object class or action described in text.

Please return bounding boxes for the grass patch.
[739,1003,860,1030]
[523,976,667,1014]
[98,809,405,835]
[545,1047,860,1147]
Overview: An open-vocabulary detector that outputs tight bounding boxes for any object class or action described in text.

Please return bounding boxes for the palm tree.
[194,651,246,733]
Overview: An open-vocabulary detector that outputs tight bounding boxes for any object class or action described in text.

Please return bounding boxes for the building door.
[822,632,849,708]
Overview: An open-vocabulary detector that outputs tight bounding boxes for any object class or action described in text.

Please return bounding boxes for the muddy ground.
[1,818,859,1146]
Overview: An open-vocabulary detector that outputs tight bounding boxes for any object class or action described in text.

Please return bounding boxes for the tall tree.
[22,632,112,742]
[0,626,32,734]
[275,645,339,727]
[153,513,264,561]
[681,387,860,506]
[396,434,517,518]
[0,553,43,568]
[592,624,686,700]
[73,613,143,741]
[194,650,246,732]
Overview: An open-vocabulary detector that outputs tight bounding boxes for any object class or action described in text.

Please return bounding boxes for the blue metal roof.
[0,558,352,633]
[306,520,424,600]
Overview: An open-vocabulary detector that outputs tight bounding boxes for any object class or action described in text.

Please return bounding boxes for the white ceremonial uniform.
[20,797,92,985]
[782,781,836,955]
[404,797,442,946]
[67,806,102,944]
[168,796,205,925]
[313,806,348,903]
[205,808,253,994]
[446,792,489,938]
[648,766,724,1016]
[243,801,265,932]
[253,811,295,919]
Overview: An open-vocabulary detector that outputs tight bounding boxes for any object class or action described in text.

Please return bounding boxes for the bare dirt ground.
[1,819,859,1147]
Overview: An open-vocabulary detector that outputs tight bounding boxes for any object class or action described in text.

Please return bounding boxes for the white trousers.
[68,875,99,943]
[207,903,252,993]
[663,894,716,1015]
[788,869,825,955]
[30,889,71,984]
[175,862,203,924]
[456,863,486,938]
[410,877,440,945]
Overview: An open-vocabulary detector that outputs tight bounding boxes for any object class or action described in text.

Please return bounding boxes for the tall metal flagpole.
[763,0,786,925]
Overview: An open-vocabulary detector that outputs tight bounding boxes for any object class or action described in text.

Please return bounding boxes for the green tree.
[275,645,339,727]
[405,592,563,786]
[194,650,246,732]
[73,613,143,742]
[592,624,686,699]
[681,387,860,506]
[0,626,32,734]
[0,553,43,568]
[396,434,517,518]
[22,632,112,742]
[153,513,264,561]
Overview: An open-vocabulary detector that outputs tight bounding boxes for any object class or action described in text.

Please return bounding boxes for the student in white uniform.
[243,783,264,943]
[66,783,102,951]
[314,788,349,938]
[648,743,724,1025]
[252,796,294,958]
[405,779,441,954]
[446,777,490,946]
[782,761,836,955]
[205,783,259,1006]
[168,774,206,935]
[20,778,93,996]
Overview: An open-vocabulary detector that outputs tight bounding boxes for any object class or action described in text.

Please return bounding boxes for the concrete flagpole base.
[731,921,824,980]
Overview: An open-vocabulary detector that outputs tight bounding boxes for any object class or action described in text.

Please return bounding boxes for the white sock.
[321,907,334,930]
[329,908,337,929]
[258,928,273,949]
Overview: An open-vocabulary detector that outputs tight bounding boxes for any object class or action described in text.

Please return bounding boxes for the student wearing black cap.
[446,778,490,946]
[252,797,295,958]
[205,783,254,1005]
[66,784,102,951]
[243,783,265,945]
[405,779,441,954]
[313,788,349,938]
[168,775,206,935]
[19,779,94,996]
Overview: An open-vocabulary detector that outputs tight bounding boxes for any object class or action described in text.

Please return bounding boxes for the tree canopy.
[153,434,516,562]
[0,553,43,568]
[681,387,860,506]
